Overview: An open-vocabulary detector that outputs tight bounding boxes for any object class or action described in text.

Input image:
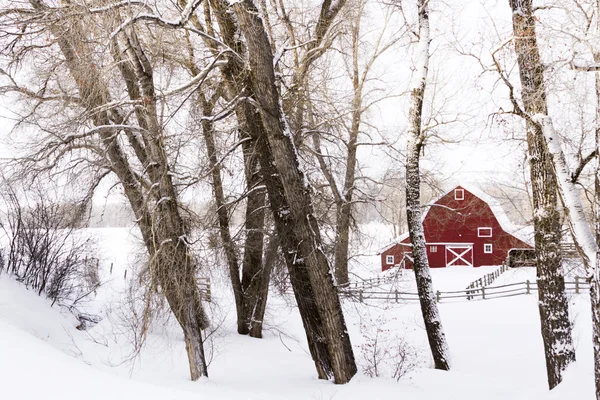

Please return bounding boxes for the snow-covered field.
[0,227,595,399]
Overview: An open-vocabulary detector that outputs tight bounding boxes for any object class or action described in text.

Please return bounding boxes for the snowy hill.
[0,228,595,399]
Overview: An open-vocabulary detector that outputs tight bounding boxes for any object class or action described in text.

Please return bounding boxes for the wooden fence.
[339,269,403,291]
[198,277,211,302]
[336,277,590,303]
[465,263,510,294]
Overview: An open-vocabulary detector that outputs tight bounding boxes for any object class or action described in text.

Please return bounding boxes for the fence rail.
[339,268,403,291]
[333,277,590,303]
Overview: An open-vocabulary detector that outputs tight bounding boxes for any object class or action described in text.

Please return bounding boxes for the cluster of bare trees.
[4,0,600,395]
[0,0,368,383]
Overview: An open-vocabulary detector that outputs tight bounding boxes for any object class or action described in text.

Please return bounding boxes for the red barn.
[380,185,532,271]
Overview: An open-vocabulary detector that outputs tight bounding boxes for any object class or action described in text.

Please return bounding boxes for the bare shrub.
[0,185,100,311]
[358,313,424,380]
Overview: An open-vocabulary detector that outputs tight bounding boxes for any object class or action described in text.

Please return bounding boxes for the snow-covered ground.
[0,227,595,399]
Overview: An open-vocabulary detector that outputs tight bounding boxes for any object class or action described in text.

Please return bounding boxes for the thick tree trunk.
[404,0,451,371]
[231,0,357,383]
[508,0,575,389]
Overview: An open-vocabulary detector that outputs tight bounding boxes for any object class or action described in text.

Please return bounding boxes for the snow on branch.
[160,56,228,98]
[110,0,203,39]
[88,1,151,14]
[534,114,597,272]
[571,59,600,72]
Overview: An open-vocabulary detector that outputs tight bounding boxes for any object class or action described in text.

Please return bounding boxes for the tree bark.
[508,0,576,389]
[231,0,357,383]
[404,0,451,371]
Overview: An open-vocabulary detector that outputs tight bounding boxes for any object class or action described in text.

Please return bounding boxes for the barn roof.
[378,184,533,253]
[378,232,411,253]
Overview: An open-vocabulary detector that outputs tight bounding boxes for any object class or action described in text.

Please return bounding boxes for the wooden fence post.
[526,280,530,294]
[395,289,399,303]
[575,276,580,294]
[110,262,113,274]
[124,269,127,280]
[481,286,486,300]
[436,290,441,302]
[359,289,363,303]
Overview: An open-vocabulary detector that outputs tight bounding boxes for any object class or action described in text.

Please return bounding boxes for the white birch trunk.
[404,0,451,371]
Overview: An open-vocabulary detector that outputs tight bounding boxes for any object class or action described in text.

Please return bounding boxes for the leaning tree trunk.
[509,0,575,389]
[36,4,210,379]
[231,0,357,384]
[404,0,451,371]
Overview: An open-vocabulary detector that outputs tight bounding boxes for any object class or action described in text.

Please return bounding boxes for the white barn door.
[445,245,473,267]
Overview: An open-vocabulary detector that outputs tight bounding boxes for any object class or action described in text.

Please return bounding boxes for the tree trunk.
[404,0,451,371]
[239,144,269,337]
[508,0,576,389]
[248,232,279,338]
[593,34,600,400]
[35,3,210,379]
[199,92,246,334]
[231,0,357,383]
[333,84,361,286]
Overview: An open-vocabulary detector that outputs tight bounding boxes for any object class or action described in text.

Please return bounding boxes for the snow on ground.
[0,227,597,399]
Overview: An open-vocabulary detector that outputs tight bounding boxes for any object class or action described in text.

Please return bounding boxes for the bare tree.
[306,0,401,285]
[0,1,216,380]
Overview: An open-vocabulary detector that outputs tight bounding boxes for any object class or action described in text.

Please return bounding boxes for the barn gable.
[380,186,532,271]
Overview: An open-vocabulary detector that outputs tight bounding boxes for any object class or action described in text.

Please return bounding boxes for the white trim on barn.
[424,242,474,246]
[478,227,492,237]
[445,244,473,267]
[454,188,465,200]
